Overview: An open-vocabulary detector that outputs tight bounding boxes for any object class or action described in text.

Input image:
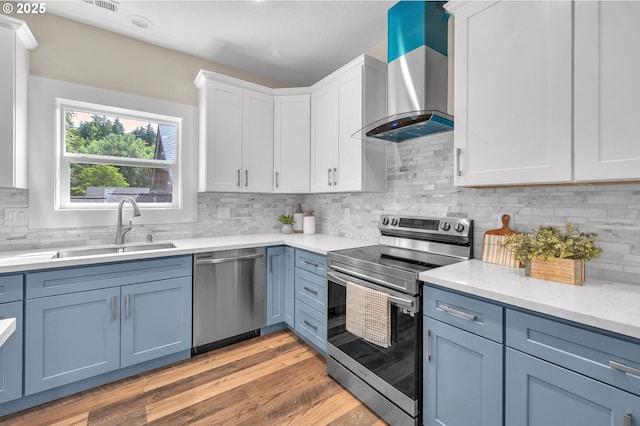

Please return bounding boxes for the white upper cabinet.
[573,1,640,181]
[310,55,387,193]
[448,0,573,186]
[195,72,273,193]
[273,93,310,193]
[0,16,37,189]
[449,0,640,186]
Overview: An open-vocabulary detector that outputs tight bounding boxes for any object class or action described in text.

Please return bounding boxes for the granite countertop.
[0,233,376,273]
[0,318,16,349]
[419,259,640,341]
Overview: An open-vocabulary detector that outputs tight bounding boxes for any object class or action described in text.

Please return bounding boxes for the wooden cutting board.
[482,214,521,268]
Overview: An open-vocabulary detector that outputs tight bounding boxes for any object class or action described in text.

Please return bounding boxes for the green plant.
[278,214,294,225]
[502,223,602,263]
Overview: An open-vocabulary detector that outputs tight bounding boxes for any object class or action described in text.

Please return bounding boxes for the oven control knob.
[381,217,389,225]
[454,223,465,233]
[391,218,399,226]
[441,222,451,231]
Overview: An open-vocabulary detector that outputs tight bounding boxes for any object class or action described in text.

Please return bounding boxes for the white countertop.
[419,259,640,341]
[0,318,16,348]
[0,233,376,273]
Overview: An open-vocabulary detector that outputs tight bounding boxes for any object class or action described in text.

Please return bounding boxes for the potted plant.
[278,215,294,234]
[502,223,602,285]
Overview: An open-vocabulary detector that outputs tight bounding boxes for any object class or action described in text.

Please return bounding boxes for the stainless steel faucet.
[115,196,141,245]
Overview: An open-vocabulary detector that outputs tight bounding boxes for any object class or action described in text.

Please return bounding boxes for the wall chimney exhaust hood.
[355,1,452,142]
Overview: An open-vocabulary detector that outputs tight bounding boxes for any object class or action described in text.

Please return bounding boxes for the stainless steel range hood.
[356,1,452,142]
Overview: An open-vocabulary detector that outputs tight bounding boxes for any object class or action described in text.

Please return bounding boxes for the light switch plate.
[4,208,28,226]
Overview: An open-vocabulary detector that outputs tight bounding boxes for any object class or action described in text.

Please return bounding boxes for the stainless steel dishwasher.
[192,247,265,355]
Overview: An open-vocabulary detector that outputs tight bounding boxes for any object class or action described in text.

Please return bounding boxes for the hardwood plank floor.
[0,330,387,426]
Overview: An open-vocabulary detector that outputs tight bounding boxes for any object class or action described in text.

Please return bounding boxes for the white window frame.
[28,76,198,229]
[56,98,182,210]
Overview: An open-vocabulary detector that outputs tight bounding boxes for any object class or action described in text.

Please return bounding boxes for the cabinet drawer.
[26,255,192,299]
[507,309,640,397]
[295,267,326,313]
[295,300,327,353]
[295,250,327,277]
[424,286,503,343]
[0,274,23,303]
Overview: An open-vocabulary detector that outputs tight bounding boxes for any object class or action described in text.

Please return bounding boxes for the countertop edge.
[420,259,640,341]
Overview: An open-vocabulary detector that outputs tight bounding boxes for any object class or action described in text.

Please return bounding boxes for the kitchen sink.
[53,242,176,259]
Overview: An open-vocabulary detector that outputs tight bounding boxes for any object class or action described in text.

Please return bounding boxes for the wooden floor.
[0,330,387,426]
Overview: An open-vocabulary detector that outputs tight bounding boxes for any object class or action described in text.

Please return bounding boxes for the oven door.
[327,269,421,421]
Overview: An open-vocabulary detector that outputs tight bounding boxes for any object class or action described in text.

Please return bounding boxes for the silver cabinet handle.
[196,253,263,265]
[425,329,431,362]
[303,320,318,331]
[126,294,131,319]
[303,259,319,268]
[111,296,117,321]
[623,412,632,426]
[269,255,273,273]
[456,148,462,177]
[328,168,332,186]
[610,360,640,378]
[333,168,337,186]
[236,169,241,187]
[245,170,248,187]
[275,171,279,188]
[439,304,478,321]
[303,286,318,295]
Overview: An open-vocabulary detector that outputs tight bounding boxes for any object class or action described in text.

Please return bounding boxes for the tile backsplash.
[1,131,639,285]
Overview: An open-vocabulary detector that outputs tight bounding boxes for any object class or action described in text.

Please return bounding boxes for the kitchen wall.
[3,130,640,285]
[0,190,304,251]
[306,132,640,285]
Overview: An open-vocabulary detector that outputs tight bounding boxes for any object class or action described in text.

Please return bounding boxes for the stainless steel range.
[326,215,473,426]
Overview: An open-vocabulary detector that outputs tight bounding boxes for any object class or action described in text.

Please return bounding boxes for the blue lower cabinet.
[25,287,121,395]
[284,247,295,327]
[120,277,192,368]
[423,316,503,426]
[506,348,640,426]
[294,300,326,352]
[266,246,285,326]
[0,301,23,404]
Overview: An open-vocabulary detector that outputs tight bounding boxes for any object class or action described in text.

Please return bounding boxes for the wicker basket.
[525,258,585,286]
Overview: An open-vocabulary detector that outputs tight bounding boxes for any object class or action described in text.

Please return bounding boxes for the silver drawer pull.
[610,360,640,378]
[623,412,632,426]
[303,320,318,331]
[439,304,478,321]
[303,260,319,268]
[425,329,431,362]
[303,286,318,295]
[111,296,117,321]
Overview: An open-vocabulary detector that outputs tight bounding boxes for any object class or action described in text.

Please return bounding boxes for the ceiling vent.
[82,0,119,12]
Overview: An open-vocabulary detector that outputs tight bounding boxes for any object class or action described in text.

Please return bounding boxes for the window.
[57,99,181,209]
[28,76,197,229]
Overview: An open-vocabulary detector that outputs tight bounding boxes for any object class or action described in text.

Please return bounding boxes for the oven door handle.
[327,270,416,311]
[329,264,406,293]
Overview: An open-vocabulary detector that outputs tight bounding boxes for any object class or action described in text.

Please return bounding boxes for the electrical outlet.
[4,208,28,226]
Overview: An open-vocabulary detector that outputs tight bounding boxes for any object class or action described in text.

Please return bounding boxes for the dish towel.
[346,281,391,348]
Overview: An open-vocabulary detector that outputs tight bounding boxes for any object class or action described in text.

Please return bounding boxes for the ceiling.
[44,0,395,87]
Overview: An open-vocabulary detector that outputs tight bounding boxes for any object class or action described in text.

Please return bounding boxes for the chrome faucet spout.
[115,196,141,245]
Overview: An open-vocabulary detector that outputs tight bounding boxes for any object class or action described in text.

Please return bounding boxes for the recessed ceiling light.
[128,14,154,29]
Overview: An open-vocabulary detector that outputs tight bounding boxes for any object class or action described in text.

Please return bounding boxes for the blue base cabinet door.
[506,348,640,426]
[423,317,503,426]
[266,246,285,326]
[25,287,121,395]
[0,301,23,404]
[121,277,192,368]
[284,246,295,327]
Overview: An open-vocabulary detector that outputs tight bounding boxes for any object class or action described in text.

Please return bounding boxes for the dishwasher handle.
[196,253,263,265]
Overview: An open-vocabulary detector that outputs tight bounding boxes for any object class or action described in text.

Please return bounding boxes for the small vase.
[281,224,293,234]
